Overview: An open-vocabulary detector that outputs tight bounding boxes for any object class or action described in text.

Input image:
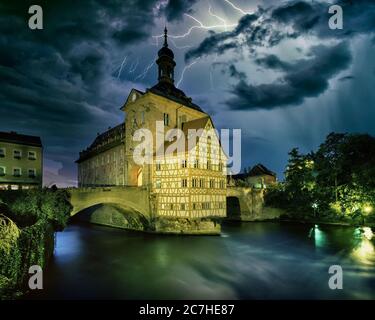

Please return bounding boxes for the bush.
[0,188,72,230]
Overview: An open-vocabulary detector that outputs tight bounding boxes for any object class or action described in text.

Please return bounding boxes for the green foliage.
[264,184,288,209]
[0,214,20,255]
[0,188,72,299]
[266,133,375,225]
[0,188,72,230]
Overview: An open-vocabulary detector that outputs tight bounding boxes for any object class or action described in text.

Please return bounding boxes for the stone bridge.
[69,186,150,217]
[68,186,280,232]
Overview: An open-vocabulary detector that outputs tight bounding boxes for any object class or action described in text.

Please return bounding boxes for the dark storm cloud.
[0,0,161,184]
[228,65,246,81]
[163,0,198,22]
[226,42,352,110]
[254,55,290,71]
[185,0,374,111]
[185,14,259,61]
[186,0,375,61]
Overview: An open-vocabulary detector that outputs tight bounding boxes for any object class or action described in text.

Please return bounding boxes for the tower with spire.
[156,27,176,84]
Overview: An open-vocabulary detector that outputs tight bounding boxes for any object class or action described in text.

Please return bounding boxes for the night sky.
[1,0,374,187]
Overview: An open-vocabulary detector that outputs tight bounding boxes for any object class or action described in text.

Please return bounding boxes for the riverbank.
[0,189,71,299]
[280,217,375,228]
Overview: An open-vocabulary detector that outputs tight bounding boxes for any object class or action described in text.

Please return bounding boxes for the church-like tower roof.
[148,27,204,113]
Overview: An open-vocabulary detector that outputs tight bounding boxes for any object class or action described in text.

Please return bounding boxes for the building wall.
[77,89,228,219]
[0,141,42,189]
[78,143,125,187]
[123,90,208,188]
[152,123,227,218]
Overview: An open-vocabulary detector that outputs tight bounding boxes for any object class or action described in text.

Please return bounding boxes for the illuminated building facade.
[0,131,43,190]
[77,28,227,218]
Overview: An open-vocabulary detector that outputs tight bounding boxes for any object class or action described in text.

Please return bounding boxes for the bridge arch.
[69,187,150,217]
[226,187,264,219]
[72,203,151,231]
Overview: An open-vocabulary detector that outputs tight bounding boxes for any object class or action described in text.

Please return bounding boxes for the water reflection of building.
[0,131,43,190]
[76,28,227,219]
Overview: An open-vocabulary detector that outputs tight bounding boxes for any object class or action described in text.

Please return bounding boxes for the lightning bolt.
[129,58,139,73]
[169,38,192,50]
[135,58,155,81]
[223,0,253,15]
[208,4,228,31]
[152,13,236,40]
[117,56,128,79]
[176,58,200,88]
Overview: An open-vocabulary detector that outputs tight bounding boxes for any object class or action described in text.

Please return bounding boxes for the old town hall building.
[77,28,227,219]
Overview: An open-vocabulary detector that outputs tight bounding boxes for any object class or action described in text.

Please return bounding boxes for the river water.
[28,221,375,299]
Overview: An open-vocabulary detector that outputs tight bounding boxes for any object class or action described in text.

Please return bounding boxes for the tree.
[269,132,375,223]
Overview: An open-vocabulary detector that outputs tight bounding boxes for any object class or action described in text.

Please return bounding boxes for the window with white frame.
[13,150,21,159]
[0,167,5,176]
[28,169,36,178]
[0,148,5,158]
[28,151,36,160]
[13,168,21,177]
